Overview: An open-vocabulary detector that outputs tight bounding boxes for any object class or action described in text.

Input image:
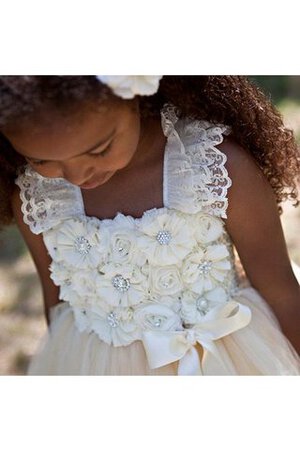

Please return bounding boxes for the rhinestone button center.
[112,274,131,292]
[74,236,92,255]
[198,260,212,275]
[156,230,172,245]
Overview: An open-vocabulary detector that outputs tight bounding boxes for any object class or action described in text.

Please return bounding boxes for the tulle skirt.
[27,285,300,376]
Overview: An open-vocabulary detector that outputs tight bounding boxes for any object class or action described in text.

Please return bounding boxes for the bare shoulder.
[216,136,299,300]
[218,136,268,189]
[11,183,23,219]
[217,136,276,220]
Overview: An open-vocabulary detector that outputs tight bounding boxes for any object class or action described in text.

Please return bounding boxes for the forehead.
[8,99,111,135]
[2,99,125,159]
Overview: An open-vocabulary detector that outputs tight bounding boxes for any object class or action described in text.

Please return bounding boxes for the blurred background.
[1,76,300,375]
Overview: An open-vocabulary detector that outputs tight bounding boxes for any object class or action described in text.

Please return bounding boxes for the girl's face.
[3,98,142,189]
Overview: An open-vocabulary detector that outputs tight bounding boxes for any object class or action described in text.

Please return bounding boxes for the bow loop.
[142,301,251,375]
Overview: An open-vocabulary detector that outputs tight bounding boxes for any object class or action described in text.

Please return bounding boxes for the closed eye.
[89,142,113,158]
[28,141,113,165]
[28,158,47,166]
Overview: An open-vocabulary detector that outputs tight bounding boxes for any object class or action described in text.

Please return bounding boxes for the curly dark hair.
[0,75,299,229]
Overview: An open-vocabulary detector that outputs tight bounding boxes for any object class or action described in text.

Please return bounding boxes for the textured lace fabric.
[15,104,251,372]
[162,104,232,218]
[15,165,84,235]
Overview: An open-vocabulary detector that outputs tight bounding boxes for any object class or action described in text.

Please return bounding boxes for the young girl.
[0,75,300,375]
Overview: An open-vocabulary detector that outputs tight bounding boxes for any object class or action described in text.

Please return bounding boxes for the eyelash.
[30,159,46,166]
[30,142,113,165]
[90,142,112,158]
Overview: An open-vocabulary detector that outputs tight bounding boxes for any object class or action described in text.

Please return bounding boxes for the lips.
[79,172,113,189]
[79,180,99,189]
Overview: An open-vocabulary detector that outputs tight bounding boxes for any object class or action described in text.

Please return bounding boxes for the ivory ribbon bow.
[142,301,251,375]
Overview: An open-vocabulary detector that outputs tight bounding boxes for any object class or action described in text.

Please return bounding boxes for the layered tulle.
[27,286,300,376]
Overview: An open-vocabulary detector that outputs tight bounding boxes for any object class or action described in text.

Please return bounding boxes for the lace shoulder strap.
[15,165,85,234]
[162,104,232,219]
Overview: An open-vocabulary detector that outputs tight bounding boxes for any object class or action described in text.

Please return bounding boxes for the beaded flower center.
[198,260,212,275]
[107,311,119,327]
[156,230,172,245]
[112,274,131,292]
[74,236,92,255]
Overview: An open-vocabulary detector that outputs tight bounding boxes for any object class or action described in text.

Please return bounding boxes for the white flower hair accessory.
[96,75,162,99]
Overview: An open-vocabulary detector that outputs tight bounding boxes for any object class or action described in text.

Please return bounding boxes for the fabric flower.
[49,261,72,287]
[43,227,60,260]
[134,303,182,332]
[103,213,146,266]
[149,294,182,314]
[88,304,141,346]
[50,261,94,310]
[181,244,231,293]
[137,209,195,265]
[96,76,162,99]
[71,269,99,298]
[96,262,148,307]
[149,265,183,296]
[54,217,108,269]
[181,287,228,325]
[72,306,92,333]
[49,261,78,303]
[190,212,224,244]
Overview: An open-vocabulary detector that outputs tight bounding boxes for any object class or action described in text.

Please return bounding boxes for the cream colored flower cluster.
[47,208,234,346]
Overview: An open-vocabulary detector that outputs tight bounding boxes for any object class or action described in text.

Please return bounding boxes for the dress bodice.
[15,103,251,370]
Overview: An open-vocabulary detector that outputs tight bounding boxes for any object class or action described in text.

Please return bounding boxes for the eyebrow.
[25,129,116,162]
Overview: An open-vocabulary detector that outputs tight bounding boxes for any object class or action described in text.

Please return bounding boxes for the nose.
[61,160,94,185]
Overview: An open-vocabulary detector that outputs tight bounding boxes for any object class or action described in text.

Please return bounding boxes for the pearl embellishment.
[196,298,209,315]
[107,311,119,327]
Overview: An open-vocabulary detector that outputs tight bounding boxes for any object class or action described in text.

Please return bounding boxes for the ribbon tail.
[142,330,186,369]
[178,346,203,375]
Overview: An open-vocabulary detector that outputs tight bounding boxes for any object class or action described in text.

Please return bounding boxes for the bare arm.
[11,185,60,325]
[219,138,300,354]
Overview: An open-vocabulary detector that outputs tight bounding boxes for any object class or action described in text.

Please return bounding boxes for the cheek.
[28,162,64,178]
[99,137,139,169]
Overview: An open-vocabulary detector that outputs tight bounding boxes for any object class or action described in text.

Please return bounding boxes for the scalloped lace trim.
[161,103,232,218]
[15,166,84,234]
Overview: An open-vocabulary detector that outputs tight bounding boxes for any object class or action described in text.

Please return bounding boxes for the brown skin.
[7,99,300,354]
[221,138,300,355]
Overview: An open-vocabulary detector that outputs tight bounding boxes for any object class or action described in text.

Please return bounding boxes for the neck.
[125,116,166,171]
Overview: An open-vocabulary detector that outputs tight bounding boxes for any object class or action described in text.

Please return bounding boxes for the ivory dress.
[15,104,300,375]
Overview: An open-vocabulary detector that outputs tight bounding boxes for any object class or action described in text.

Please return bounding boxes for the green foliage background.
[251,76,300,103]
